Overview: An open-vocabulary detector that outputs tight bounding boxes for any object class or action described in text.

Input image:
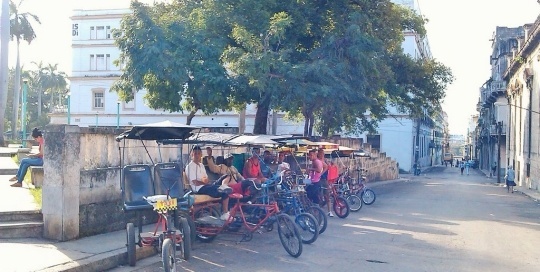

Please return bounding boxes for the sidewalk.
[478,166,540,202]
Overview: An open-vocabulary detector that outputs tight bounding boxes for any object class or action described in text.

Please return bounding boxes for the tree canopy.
[112,0,453,135]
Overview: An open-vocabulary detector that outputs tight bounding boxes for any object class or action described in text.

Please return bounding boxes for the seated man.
[209,154,255,197]
[202,146,215,167]
[185,146,232,220]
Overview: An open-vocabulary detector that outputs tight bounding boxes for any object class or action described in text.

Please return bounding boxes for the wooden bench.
[30,166,44,188]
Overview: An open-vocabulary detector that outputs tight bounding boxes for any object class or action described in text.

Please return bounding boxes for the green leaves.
[111,0,453,134]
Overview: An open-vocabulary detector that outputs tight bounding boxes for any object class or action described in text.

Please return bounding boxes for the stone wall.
[43,125,184,241]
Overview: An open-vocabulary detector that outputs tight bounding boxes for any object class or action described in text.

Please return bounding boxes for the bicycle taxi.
[116,121,198,271]
[178,134,304,257]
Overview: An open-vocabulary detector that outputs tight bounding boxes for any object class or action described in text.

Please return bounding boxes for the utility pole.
[497,121,501,183]
[0,0,10,145]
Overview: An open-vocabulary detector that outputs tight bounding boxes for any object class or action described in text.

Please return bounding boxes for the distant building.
[503,17,540,191]
[475,26,524,179]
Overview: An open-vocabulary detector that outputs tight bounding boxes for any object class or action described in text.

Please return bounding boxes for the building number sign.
[72,24,78,36]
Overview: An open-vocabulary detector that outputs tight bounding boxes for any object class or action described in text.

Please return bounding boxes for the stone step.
[0,210,43,222]
[0,169,18,175]
[0,220,43,239]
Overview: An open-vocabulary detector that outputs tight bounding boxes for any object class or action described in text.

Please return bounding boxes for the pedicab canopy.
[115,120,201,141]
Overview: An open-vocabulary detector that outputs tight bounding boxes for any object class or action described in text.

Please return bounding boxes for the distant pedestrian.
[491,161,497,176]
[465,160,470,175]
[459,160,465,175]
[504,166,516,193]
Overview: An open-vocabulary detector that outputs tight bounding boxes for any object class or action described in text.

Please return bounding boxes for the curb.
[40,245,157,272]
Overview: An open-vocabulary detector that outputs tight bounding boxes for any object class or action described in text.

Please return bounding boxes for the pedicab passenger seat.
[182,171,221,205]
[122,164,154,211]
[154,162,191,207]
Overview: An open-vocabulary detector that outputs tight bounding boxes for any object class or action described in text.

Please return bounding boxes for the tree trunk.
[186,109,197,125]
[308,114,315,136]
[253,94,271,135]
[303,115,309,136]
[0,0,9,145]
[11,40,21,139]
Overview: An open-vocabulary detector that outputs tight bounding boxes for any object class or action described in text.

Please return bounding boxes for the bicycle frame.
[195,195,280,236]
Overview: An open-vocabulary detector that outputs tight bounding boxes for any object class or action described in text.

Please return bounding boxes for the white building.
[54,2,446,172]
[52,9,304,135]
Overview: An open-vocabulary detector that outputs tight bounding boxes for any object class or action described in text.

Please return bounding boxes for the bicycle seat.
[229,193,244,199]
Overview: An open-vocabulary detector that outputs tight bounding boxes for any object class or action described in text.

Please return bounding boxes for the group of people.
[184,145,341,220]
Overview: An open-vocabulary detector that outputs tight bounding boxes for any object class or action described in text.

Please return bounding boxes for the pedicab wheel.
[306,205,327,234]
[194,206,220,242]
[295,213,319,244]
[333,197,350,219]
[361,189,376,205]
[179,212,196,246]
[347,194,363,212]
[276,214,302,258]
[179,217,191,261]
[126,223,136,266]
[162,238,176,272]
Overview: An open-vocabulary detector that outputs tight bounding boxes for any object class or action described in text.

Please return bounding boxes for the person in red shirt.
[243,147,266,181]
[10,128,44,188]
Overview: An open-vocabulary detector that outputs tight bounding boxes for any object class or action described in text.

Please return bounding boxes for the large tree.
[9,0,40,138]
[113,0,453,136]
[111,1,233,125]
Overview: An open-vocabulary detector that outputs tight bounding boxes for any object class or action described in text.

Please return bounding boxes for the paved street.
[109,166,540,272]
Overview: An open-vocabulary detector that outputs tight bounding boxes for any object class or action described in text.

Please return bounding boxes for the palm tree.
[0,0,10,145]
[42,63,67,110]
[9,0,40,138]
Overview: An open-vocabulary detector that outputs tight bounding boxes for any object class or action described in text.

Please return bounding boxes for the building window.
[96,54,105,70]
[92,90,105,109]
[123,90,136,110]
[90,26,95,39]
[90,54,95,70]
[90,54,111,71]
[96,26,106,39]
[106,26,111,39]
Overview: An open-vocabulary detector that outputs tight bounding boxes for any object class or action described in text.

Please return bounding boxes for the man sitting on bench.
[208,153,255,197]
[185,146,232,220]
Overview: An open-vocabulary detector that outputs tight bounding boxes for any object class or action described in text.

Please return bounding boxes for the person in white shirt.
[185,146,231,220]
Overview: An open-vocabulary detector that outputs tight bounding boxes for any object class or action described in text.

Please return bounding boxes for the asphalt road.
[109,166,540,272]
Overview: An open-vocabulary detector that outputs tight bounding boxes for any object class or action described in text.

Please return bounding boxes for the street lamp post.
[21,79,28,146]
[67,92,71,125]
[116,101,120,128]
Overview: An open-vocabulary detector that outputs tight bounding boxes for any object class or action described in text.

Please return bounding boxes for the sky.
[3,0,540,136]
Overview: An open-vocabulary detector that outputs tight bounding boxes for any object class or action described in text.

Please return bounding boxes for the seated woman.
[10,128,44,188]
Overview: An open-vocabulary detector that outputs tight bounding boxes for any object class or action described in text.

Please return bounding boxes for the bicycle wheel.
[361,189,376,205]
[333,196,350,218]
[347,194,363,212]
[194,206,220,242]
[126,223,136,267]
[179,212,196,247]
[162,238,176,272]
[306,205,327,234]
[276,214,303,258]
[179,217,191,261]
[295,213,319,244]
